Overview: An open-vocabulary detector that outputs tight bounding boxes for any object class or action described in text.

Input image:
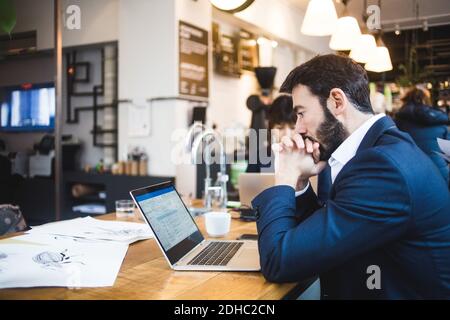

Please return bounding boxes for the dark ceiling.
[367,24,450,83]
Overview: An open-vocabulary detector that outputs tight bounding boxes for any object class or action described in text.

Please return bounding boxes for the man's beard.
[304,107,349,162]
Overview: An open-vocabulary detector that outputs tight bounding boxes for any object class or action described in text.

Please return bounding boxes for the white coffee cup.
[204,211,231,237]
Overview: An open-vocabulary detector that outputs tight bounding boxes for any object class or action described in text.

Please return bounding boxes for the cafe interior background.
[0,0,449,226]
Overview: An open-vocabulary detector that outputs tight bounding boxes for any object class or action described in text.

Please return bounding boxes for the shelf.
[62,171,175,220]
[71,195,106,203]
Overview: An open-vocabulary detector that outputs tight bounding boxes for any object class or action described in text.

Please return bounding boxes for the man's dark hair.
[266,94,296,129]
[280,54,373,114]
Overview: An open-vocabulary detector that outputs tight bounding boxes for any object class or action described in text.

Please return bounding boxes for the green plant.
[0,0,16,35]
[396,47,431,87]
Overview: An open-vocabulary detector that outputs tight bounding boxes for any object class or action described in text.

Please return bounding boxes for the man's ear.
[328,88,348,116]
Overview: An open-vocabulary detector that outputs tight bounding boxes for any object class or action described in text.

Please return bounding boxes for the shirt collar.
[329,113,386,168]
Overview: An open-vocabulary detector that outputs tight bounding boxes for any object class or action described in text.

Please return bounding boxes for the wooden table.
[0,211,312,300]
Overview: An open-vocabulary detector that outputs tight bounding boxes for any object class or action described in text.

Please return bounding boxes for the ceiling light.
[395,24,401,35]
[301,0,338,36]
[257,38,274,67]
[423,20,428,31]
[365,46,393,73]
[349,34,377,63]
[210,0,254,13]
[329,16,361,51]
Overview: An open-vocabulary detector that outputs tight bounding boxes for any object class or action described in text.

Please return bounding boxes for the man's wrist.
[296,178,309,191]
[295,181,310,197]
[275,174,298,189]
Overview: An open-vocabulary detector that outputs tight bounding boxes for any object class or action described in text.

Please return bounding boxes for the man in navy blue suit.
[252,54,450,299]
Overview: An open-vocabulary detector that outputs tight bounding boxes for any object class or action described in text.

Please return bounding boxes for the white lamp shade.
[365,46,393,73]
[329,16,361,51]
[349,34,377,63]
[301,0,338,36]
[257,37,273,67]
[210,0,250,11]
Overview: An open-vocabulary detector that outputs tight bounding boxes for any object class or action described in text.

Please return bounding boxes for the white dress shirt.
[295,113,386,196]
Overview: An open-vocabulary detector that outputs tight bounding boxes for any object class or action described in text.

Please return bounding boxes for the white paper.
[28,217,153,244]
[0,242,128,289]
[437,138,450,162]
[12,233,112,246]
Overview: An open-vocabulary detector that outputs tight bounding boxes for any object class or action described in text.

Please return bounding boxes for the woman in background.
[395,87,449,186]
[246,94,296,173]
[266,94,297,145]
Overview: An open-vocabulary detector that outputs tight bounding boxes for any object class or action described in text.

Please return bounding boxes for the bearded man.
[252,54,450,299]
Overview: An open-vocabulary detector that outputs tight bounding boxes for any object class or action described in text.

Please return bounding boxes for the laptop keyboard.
[188,241,244,266]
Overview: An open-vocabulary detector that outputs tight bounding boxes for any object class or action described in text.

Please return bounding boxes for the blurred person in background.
[267,95,297,144]
[395,87,449,186]
[246,94,296,173]
[370,82,387,114]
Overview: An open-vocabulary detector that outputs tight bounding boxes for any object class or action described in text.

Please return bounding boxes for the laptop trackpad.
[230,246,260,270]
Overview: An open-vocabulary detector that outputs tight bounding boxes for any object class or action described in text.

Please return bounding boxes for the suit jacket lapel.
[357,116,397,153]
[328,116,397,200]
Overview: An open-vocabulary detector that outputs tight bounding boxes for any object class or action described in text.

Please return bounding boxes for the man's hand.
[272,133,327,190]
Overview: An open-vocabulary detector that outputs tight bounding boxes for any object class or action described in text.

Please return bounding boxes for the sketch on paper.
[27,216,153,244]
[10,233,109,245]
[32,249,85,270]
[0,242,128,289]
[51,235,107,244]
[83,227,147,238]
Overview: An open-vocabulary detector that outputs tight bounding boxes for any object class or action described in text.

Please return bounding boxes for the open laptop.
[238,173,275,208]
[130,182,260,271]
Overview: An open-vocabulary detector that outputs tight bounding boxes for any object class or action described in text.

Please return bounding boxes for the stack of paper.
[0,217,154,289]
[27,216,153,244]
[0,242,128,289]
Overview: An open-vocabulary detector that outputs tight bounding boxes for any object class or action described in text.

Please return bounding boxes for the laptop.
[130,182,260,271]
[238,173,275,208]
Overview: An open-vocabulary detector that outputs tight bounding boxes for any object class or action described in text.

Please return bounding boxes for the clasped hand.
[272,134,327,191]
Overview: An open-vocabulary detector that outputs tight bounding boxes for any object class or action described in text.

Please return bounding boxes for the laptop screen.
[133,184,204,265]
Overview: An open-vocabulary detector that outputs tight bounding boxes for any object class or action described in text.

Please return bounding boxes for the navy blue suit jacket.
[252,116,450,299]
